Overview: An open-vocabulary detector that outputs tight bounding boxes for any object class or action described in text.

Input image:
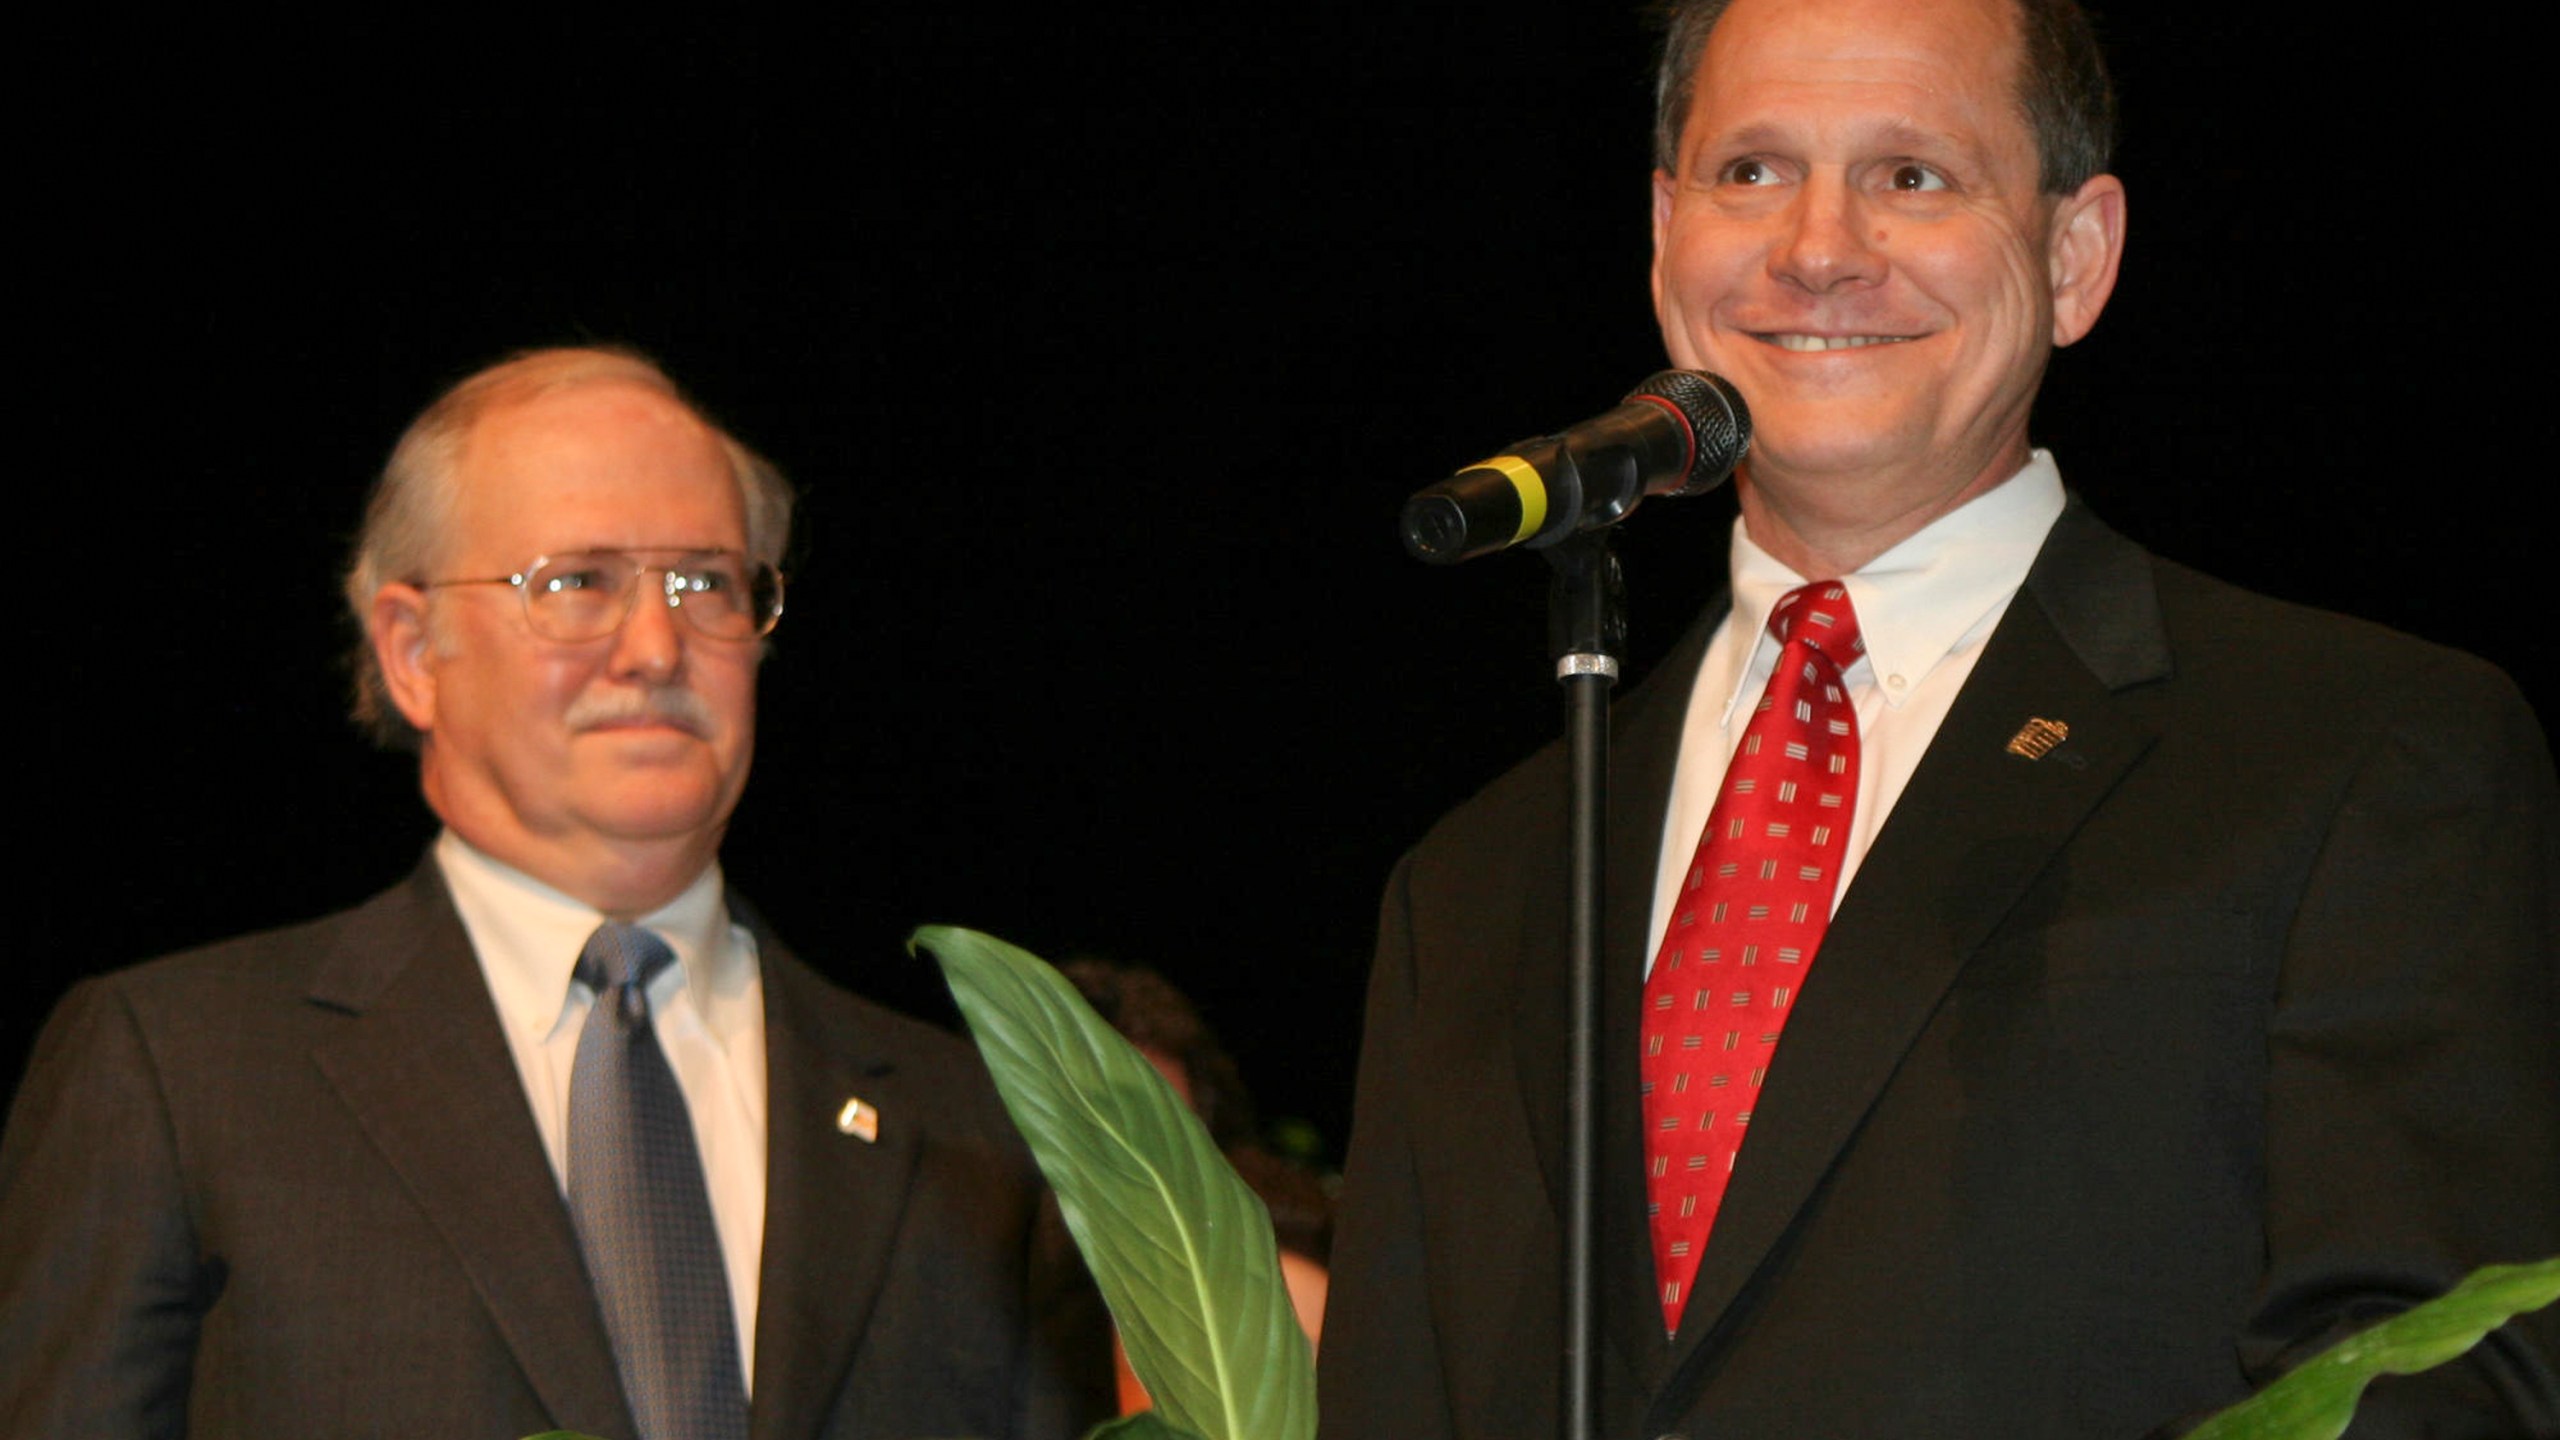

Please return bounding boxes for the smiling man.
[0,348,1107,1440]
[1320,2,2558,1437]
[1649,0,2121,577]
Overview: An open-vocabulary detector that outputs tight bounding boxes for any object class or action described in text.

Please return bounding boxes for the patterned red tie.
[1641,580,1862,1334]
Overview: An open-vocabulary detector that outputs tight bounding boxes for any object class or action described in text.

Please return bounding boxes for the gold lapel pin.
[2005,717,2070,759]
[836,1097,880,1143]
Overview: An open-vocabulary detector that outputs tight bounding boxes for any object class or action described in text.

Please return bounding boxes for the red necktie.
[1641,581,1863,1334]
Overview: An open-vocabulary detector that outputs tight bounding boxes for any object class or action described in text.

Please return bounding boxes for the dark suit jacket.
[0,861,1110,1440]
[1318,501,2559,1439]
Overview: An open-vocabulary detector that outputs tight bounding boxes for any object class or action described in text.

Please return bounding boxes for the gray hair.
[343,345,795,749]
[1650,0,2116,195]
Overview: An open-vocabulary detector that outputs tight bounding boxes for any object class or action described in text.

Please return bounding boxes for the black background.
[20,7,2548,1156]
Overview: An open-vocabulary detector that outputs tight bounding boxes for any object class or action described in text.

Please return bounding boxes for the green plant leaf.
[1085,1410,1214,1440]
[912,926,1315,1440]
[2187,1256,2560,1440]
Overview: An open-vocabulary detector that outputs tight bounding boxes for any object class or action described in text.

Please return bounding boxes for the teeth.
[1767,334,1908,352]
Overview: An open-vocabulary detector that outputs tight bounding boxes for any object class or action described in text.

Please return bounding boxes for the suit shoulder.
[2151,556,2492,669]
[2144,557,2546,750]
[67,872,437,1017]
[1402,606,1717,867]
[759,943,1020,1133]
[792,963,985,1073]
[1387,736,1577,925]
[1418,732,1565,838]
[1396,598,1720,891]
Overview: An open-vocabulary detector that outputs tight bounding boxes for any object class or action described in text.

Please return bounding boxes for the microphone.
[1400,371,1749,565]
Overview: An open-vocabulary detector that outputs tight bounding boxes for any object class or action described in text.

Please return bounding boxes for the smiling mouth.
[1759,333,1915,352]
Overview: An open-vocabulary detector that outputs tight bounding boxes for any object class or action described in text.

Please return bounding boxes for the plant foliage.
[1085,1412,1211,1440]
[912,925,1316,1440]
[2188,1256,2559,1440]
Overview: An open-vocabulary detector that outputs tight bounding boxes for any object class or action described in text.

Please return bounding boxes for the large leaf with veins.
[912,925,1312,1440]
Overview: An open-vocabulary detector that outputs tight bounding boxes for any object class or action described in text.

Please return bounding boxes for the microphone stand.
[1544,530,1624,1440]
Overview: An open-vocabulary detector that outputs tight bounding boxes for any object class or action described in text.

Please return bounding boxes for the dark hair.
[1063,958,1339,1262]
[1061,960,1259,1150]
[1650,0,2116,195]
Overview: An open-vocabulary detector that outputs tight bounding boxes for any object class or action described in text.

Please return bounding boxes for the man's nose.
[607,581,686,683]
[1770,173,1884,294]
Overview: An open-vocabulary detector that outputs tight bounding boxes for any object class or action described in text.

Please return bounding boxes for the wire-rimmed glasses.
[424,549,785,643]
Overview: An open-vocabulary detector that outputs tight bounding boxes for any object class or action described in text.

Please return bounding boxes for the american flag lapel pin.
[836,1097,880,1143]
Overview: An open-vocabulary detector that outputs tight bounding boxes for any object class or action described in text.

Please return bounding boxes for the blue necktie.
[567,922,750,1440]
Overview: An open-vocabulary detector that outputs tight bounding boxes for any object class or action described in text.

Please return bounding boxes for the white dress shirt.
[435,830,768,1391]
[1645,453,2068,971]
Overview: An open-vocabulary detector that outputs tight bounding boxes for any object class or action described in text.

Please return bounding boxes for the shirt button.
[1886,673,1907,690]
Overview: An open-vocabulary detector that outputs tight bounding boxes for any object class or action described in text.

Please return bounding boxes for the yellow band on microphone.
[1473,454,1548,544]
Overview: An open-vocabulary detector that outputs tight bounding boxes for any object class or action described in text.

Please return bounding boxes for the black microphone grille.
[1625,370,1751,497]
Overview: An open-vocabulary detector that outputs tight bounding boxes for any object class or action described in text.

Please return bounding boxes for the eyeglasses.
[425,549,785,643]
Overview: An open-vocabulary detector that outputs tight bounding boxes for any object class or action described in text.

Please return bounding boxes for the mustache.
[565,685,715,735]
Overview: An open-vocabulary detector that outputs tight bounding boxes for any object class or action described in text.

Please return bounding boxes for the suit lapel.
[749,939,925,1440]
[305,863,633,1437]
[1658,502,2173,1385]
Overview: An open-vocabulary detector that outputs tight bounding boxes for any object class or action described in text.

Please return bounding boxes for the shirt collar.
[434,829,743,1043]
[1718,449,2067,723]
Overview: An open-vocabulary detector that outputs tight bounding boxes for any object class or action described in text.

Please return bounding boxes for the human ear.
[369,583,440,733]
[2049,173,2127,347]
[1650,168,1678,316]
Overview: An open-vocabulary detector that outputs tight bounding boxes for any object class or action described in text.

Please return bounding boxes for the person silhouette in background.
[1063,959,1333,1412]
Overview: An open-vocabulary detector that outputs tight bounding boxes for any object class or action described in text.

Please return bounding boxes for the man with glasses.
[0,348,1106,1439]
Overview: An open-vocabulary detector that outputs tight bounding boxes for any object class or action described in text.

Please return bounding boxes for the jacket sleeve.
[0,977,207,1439]
[1316,852,1463,1440]
[1013,1189,1118,1440]
[2237,656,2560,1438]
